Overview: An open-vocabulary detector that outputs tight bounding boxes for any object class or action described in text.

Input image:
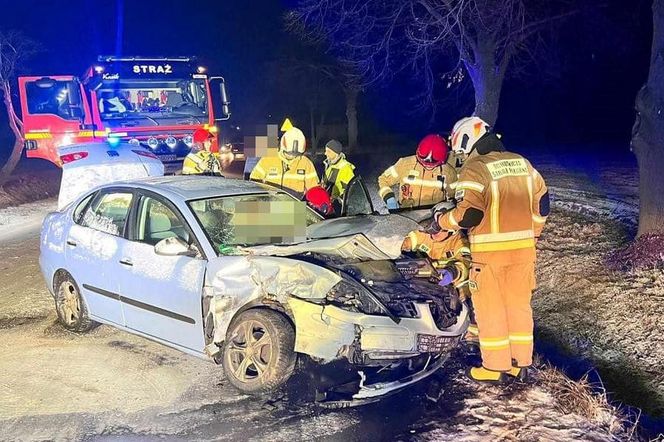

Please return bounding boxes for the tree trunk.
[0,81,24,186]
[344,86,359,151]
[465,37,506,127]
[309,104,318,150]
[631,0,664,236]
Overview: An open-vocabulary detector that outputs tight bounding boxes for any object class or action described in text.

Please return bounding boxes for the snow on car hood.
[244,214,420,260]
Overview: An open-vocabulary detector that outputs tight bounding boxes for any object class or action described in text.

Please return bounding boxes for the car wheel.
[54,273,95,333]
[222,309,296,394]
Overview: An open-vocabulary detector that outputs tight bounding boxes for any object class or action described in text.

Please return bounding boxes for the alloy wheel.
[227,320,273,382]
[58,281,81,326]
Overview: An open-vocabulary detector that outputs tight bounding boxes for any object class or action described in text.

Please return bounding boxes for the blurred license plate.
[159,154,177,162]
[417,334,457,353]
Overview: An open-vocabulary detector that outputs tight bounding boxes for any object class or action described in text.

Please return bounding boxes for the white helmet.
[450,116,490,155]
[280,127,306,155]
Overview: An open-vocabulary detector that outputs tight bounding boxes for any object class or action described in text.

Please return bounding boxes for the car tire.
[54,272,96,333]
[221,309,296,394]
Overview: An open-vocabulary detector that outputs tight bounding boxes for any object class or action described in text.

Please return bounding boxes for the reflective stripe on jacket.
[323,154,356,200]
[439,150,548,262]
[249,154,319,195]
[377,155,457,208]
[182,151,222,175]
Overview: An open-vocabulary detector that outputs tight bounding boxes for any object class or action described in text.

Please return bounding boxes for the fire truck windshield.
[97,78,208,127]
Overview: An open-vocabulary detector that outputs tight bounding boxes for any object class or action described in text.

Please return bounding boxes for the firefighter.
[322,139,356,203]
[429,116,549,383]
[401,206,471,291]
[402,201,479,346]
[249,127,319,196]
[378,134,457,210]
[182,129,222,175]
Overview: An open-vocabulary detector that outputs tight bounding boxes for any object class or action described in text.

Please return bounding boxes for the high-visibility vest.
[182,150,222,175]
[323,154,356,200]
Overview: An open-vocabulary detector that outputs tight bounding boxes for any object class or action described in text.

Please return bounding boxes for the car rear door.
[117,190,207,353]
[65,188,135,326]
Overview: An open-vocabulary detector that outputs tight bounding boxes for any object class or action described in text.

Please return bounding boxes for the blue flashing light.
[108,137,121,147]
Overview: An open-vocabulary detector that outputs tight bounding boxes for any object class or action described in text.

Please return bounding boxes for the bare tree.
[631,0,664,236]
[0,31,38,185]
[289,0,574,126]
[286,18,365,150]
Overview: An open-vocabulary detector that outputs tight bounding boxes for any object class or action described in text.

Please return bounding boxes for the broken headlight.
[326,278,386,316]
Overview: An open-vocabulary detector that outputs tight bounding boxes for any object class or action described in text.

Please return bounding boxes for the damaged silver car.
[39,175,469,406]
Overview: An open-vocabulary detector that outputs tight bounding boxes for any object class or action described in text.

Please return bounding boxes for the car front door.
[65,189,134,326]
[118,191,207,353]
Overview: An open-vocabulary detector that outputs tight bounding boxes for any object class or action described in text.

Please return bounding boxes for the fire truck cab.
[18,56,230,173]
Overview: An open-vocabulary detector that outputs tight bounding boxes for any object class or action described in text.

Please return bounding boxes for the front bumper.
[287,297,469,406]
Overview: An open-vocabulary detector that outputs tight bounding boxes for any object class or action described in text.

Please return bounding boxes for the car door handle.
[119,258,133,267]
[66,240,77,247]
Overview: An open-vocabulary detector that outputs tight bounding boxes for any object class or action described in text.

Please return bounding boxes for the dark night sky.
[0,0,653,152]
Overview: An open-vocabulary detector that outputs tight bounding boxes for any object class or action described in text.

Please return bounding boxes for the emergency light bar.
[97,56,194,63]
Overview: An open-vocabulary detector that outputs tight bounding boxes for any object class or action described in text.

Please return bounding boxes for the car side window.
[80,192,133,236]
[136,196,190,246]
[343,177,373,217]
[73,192,96,224]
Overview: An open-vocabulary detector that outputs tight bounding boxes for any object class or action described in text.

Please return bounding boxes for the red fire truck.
[18,56,230,172]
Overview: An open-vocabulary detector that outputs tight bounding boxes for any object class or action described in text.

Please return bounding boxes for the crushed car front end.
[285,252,468,407]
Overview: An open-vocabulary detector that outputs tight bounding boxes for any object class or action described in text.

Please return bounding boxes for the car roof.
[116,175,277,201]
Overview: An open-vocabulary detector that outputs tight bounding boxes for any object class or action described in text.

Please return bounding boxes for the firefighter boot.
[466,367,508,384]
[507,366,530,382]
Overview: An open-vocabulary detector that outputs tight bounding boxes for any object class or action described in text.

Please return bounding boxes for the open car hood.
[245,214,420,260]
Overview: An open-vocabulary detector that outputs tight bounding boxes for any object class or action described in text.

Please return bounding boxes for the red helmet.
[416,134,449,169]
[193,129,213,144]
[304,186,333,216]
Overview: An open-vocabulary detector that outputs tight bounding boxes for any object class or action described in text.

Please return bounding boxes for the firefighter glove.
[438,269,454,286]
[385,196,399,211]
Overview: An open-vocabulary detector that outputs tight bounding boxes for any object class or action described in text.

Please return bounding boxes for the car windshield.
[189,193,322,255]
[97,78,208,127]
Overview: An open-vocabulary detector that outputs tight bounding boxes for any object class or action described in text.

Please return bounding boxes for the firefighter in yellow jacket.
[249,127,319,196]
[430,116,549,383]
[401,201,479,344]
[182,129,222,175]
[401,221,470,291]
[378,134,457,210]
[322,139,356,202]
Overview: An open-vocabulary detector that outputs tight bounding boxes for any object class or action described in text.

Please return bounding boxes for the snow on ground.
[527,154,664,416]
[0,198,56,243]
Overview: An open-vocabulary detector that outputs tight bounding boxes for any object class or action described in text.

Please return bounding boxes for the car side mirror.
[154,237,199,257]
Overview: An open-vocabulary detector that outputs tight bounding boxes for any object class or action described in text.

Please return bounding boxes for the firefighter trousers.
[469,261,535,371]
